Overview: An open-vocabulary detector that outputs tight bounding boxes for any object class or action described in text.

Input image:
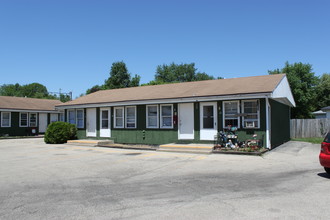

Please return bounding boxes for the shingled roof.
[0,96,62,111]
[58,74,291,107]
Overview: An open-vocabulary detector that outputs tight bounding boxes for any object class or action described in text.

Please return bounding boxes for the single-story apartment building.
[312,110,327,119]
[0,96,63,136]
[312,106,330,119]
[321,106,330,118]
[56,74,295,149]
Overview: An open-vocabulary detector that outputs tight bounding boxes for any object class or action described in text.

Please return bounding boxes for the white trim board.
[271,75,296,107]
[56,93,273,110]
[0,109,59,113]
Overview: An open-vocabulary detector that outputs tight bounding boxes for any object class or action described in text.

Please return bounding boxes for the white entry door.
[38,113,48,133]
[200,102,217,140]
[86,108,97,137]
[178,103,194,140]
[100,108,111,137]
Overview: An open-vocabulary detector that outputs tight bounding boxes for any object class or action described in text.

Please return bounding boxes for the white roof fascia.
[56,93,272,110]
[271,75,296,107]
[0,109,59,113]
[312,110,326,115]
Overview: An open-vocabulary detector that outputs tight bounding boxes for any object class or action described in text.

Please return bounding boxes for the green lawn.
[292,137,324,144]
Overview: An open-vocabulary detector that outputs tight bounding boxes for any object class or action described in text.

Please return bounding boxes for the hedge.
[44,121,77,144]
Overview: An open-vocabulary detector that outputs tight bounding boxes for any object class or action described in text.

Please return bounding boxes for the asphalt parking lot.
[0,138,329,220]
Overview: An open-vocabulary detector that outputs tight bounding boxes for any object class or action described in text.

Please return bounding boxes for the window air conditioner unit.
[245,121,255,128]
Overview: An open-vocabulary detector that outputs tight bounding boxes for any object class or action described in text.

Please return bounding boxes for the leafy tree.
[104,62,130,89]
[59,94,71,102]
[21,83,48,98]
[0,82,57,99]
[154,63,214,84]
[104,61,140,89]
[86,61,141,94]
[141,80,168,86]
[315,73,330,109]
[130,74,141,87]
[195,73,216,81]
[268,62,319,119]
[0,82,70,102]
[86,85,104,95]
[0,83,22,96]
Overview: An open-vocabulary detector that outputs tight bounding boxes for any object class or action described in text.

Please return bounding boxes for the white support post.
[265,97,271,149]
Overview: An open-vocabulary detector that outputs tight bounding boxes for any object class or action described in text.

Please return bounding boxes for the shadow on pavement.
[317,172,330,179]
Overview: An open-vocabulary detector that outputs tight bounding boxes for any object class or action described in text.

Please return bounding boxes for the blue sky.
[1,0,329,98]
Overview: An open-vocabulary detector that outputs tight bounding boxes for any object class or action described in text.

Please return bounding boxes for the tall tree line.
[86,61,217,93]
[0,83,71,102]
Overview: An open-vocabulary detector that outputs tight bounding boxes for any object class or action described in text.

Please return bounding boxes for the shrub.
[44,121,77,144]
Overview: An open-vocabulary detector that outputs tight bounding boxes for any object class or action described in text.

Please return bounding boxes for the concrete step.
[97,143,156,151]
[158,143,213,154]
[66,140,114,147]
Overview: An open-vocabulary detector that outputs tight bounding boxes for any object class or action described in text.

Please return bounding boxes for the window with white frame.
[68,110,76,125]
[242,100,259,128]
[114,107,124,128]
[1,112,11,127]
[29,113,37,127]
[146,105,158,128]
[223,101,240,128]
[125,106,136,128]
[160,104,173,128]
[20,113,28,127]
[76,109,84,128]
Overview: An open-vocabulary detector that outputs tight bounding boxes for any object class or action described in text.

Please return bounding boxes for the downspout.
[265,97,271,149]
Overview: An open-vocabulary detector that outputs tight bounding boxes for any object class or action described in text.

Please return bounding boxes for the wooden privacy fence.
[290,118,330,138]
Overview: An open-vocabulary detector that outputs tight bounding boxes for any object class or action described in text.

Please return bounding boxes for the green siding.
[112,129,178,145]
[194,102,200,141]
[68,98,291,147]
[270,99,291,147]
[96,108,100,138]
[0,112,40,136]
[111,104,179,144]
[137,105,146,130]
[77,129,87,139]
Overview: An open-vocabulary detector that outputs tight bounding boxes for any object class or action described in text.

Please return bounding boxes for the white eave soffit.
[55,93,273,110]
[271,75,296,107]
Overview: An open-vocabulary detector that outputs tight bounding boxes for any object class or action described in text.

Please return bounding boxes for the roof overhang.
[312,110,326,115]
[270,75,296,107]
[0,108,59,113]
[56,93,273,109]
[321,106,330,112]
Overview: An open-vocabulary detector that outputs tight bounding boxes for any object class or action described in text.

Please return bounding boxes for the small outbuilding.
[0,96,63,136]
[312,110,327,119]
[56,74,295,149]
[321,106,330,119]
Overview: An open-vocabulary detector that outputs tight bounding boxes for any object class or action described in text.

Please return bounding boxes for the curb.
[212,149,268,156]
[97,144,157,151]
